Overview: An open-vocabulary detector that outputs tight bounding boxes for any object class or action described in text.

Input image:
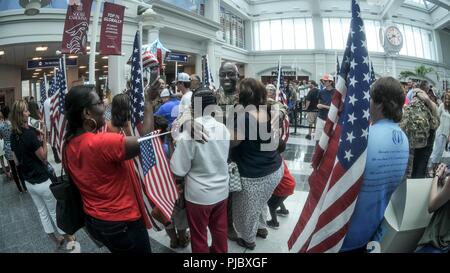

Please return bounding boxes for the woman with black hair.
[0,106,26,193]
[63,84,155,253]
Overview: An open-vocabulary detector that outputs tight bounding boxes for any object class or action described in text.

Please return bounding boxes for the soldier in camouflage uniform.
[215,62,240,241]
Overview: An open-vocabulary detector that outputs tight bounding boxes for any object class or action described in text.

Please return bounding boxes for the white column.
[205,0,220,23]
[147,26,160,45]
[391,57,397,78]
[195,54,202,76]
[89,0,102,85]
[108,56,124,96]
[207,40,217,83]
[244,20,252,51]
[314,54,326,82]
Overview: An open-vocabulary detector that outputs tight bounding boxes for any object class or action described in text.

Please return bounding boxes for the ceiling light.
[36,46,48,52]
[103,65,108,68]
[102,56,108,59]
[35,69,42,72]
[79,66,87,69]
[32,75,37,78]
[68,55,78,59]
[0,50,4,56]
[32,57,42,60]
[95,69,100,71]
[86,46,91,50]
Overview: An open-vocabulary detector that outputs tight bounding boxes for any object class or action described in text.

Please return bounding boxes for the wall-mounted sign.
[166,53,188,63]
[27,58,77,70]
[271,70,296,77]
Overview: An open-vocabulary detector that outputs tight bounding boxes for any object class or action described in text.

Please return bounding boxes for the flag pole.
[89,0,103,84]
[62,54,67,86]
[138,23,144,90]
[138,131,171,143]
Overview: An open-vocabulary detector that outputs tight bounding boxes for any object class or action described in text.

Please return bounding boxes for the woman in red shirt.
[63,84,154,253]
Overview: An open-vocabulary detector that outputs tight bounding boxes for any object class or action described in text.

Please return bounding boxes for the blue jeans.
[85,215,151,253]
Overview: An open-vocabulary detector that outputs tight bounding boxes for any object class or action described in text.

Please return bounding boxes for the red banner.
[99,2,125,56]
[61,0,93,55]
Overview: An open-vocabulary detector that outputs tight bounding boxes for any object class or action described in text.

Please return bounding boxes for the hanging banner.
[61,0,93,55]
[99,2,125,55]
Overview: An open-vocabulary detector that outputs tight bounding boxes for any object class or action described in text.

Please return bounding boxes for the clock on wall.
[380,25,403,55]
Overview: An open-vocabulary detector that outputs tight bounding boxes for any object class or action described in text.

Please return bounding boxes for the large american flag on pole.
[275,57,288,105]
[202,54,215,90]
[288,0,372,253]
[49,58,68,160]
[275,57,290,144]
[130,31,178,227]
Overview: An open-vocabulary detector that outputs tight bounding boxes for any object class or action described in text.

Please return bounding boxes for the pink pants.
[185,199,228,253]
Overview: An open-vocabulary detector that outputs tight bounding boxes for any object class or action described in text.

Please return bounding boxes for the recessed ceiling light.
[79,66,86,69]
[103,65,108,68]
[35,46,48,52]
[33,72,39,75]
[0,50,4,56]
[68,55,78,59]
[32,57,42,60]
[35,69,42,71]
[86,46,91,50]
[32,75,37,78]
[102,56,108,59]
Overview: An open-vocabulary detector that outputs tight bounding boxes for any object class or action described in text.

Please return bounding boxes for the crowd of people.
[1,61,449,254]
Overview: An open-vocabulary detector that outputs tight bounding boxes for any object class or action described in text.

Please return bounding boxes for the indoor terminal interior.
[0,0,449,254]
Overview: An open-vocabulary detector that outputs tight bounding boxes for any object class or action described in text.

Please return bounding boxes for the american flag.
[148,38,170,76]
[130,31,178,227]
[274,58,290,145]
[142,50,159,70]
[288,0,373,253]
[39,78,47,108]
[276,58,288,105]
[335,56,340,82]
[202,54,215,90]
[370,61,376,84]
[49,58,68,160]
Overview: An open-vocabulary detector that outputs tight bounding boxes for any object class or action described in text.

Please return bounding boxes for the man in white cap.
[176,72,192,118]
[315,74,336,144]
[154,88,180,126]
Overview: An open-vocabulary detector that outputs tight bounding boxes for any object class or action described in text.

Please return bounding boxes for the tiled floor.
[0,127,317,253]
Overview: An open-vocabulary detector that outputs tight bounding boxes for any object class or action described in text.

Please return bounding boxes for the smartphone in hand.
[28,117,43,131]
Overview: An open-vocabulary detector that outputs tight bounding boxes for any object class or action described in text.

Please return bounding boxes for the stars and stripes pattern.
[288,0,373,253]
[335,56,340,82]
[276,58,288,105]
[370,61,376,84]
[130,31,178,228]
[142,50,159,70]
[202,54,215,90]
[275,58,290,145]
[49,58,68,160]
[39,78,47,108]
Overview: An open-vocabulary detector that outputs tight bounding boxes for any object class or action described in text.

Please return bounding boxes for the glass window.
[160,0,205,16]
[270,20,282,50]
[254,22,260,51]
[220,6,245,49]
[404,25,416,56]
[395,23,436,61]
[282,19,295,49]
[260,21,271,50]
[305,18,315,49]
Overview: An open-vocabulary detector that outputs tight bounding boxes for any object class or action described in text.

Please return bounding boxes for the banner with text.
[99,2,125,55]
[61,0,93,55]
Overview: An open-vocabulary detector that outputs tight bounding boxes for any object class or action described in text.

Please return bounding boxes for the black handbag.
[49,145,85,235]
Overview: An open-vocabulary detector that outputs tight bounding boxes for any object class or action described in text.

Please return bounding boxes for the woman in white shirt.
[170,88,230,253]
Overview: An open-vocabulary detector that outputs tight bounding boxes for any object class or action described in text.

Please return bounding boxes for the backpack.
[400,96,439,149]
